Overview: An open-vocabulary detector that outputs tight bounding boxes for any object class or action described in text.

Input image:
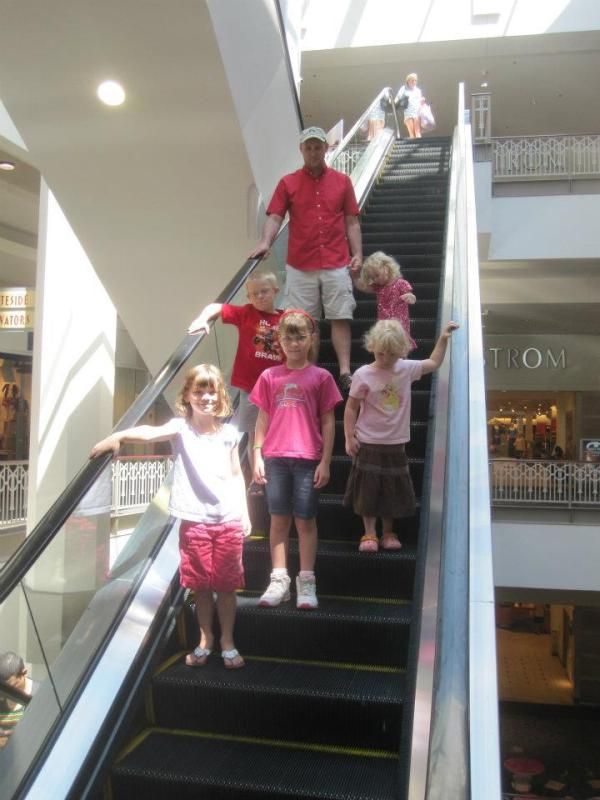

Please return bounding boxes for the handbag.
[380,95,393,113]
[419,102,436,131]
[396,93,409,110]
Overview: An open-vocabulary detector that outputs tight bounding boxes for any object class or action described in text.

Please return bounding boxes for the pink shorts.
[178,520,245,592]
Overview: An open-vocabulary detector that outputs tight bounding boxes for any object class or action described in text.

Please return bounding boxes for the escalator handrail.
[327,86,400,165]
[0,255,266,605]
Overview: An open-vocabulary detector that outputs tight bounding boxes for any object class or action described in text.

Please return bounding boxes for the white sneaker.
[259,572,291,607]
[296,574,318,610]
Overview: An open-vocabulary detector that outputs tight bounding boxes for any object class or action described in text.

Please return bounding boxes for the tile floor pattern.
[498,628,600,798]
[497,629,573,705]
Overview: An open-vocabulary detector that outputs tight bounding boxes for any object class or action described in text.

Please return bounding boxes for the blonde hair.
[278,309,317,360]
[175,364,232,419]
[246,270,279,290]
[406,72,418,83]
[364,319,410,359]
[361,251,402,285]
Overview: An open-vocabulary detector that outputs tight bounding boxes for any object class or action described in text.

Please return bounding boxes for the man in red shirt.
[250,127,363,393]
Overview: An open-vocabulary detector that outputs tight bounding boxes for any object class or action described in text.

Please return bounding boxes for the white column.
[16,183,117,665]
[27,183,116,527]
[207,0,301,204]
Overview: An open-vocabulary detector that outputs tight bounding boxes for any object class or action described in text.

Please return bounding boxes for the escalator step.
[151,656,405,750]
[243,538,416,601]
[196,596,414,668]
[111,731,398,800]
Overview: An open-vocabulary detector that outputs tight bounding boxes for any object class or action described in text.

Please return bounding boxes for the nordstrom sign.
[486,346,566,369]
[484,335,598,391]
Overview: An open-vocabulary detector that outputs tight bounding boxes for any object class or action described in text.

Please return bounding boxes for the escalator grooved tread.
[112,731,398,800]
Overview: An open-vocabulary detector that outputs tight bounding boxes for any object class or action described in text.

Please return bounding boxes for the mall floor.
[497,625,600,798]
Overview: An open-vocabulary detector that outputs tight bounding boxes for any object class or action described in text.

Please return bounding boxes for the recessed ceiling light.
[97,80,126,106]
[0,161,16,171]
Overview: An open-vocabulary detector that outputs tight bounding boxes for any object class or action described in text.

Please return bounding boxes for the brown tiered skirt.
[343,442,416,518]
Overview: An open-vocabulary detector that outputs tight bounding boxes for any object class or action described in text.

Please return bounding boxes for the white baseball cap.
[300,126,327,144]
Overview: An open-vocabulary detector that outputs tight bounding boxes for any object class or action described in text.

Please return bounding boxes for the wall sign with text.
[0,288,35,330]
[484,335,599,391]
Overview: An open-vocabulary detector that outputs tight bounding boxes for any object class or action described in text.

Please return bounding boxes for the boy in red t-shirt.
[189,271,284,478]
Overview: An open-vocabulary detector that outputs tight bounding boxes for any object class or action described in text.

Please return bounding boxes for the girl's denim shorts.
[264,457,319,519]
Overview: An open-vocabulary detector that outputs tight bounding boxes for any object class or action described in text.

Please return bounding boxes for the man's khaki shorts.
[284,265,356,320]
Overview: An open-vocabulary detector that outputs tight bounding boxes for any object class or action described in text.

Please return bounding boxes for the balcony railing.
[490,459,600,507]
[4,456,598,527]
[111,455,173,516]
[490,134,600,181]
[0,456,173,529]
[0,461,28,527]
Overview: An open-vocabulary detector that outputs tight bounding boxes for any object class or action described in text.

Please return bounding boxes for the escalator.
[0,86,501,800]
[107,137,451,800]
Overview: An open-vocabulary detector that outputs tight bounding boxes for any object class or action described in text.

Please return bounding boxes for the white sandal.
[185,646,211,667]
[221,648,245,669]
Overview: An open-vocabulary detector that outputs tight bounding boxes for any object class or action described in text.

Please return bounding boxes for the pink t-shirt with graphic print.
[350,359,424,445]
[250,364,342,460]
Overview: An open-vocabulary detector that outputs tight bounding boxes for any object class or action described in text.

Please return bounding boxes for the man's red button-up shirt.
[266,165,360,271]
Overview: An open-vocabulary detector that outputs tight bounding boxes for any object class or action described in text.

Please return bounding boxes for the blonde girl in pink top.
[343,319,458,552]
[353,251,417,351]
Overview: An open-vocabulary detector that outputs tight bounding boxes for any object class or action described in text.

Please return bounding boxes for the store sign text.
[0,311,34,330]
[486,347,566,370]
[0,288,35,310]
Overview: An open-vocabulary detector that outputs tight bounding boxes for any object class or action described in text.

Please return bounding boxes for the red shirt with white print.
[221,303,284,392]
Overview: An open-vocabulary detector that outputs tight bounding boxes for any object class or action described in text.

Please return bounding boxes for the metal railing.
[111,455,173,516]
[0,461,28,527]
[327,86,400,171]
[490,134,600,180]
[490,458,600,507]
[0,457,175,529]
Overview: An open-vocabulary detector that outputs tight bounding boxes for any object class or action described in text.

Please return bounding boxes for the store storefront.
[0,288,34,461]
[485,334,600,463]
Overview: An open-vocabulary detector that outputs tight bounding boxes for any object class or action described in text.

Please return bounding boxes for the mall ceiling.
[1,17,600,316]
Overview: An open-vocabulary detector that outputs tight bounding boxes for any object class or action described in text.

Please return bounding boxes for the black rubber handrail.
[0,256,263,605]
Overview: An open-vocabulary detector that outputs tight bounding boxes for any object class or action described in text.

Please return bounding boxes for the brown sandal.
[358,534,379,552]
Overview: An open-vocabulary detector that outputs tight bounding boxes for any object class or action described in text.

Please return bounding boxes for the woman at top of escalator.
[91,364,250,670]
[395,72,425,139]
[343,319,458,552]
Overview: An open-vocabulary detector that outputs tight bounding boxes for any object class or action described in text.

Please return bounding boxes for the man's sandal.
[358,534,379,552]
[185,646,212,667]
[381,533,402,550]
[222,648,245,669]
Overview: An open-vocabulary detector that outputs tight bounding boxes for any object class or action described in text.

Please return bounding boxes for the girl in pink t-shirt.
[343,319,458,552]
[353,251,417,351]
[250,310,343,610]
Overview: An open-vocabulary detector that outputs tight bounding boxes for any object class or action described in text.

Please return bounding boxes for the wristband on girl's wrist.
[253,444,262,449]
